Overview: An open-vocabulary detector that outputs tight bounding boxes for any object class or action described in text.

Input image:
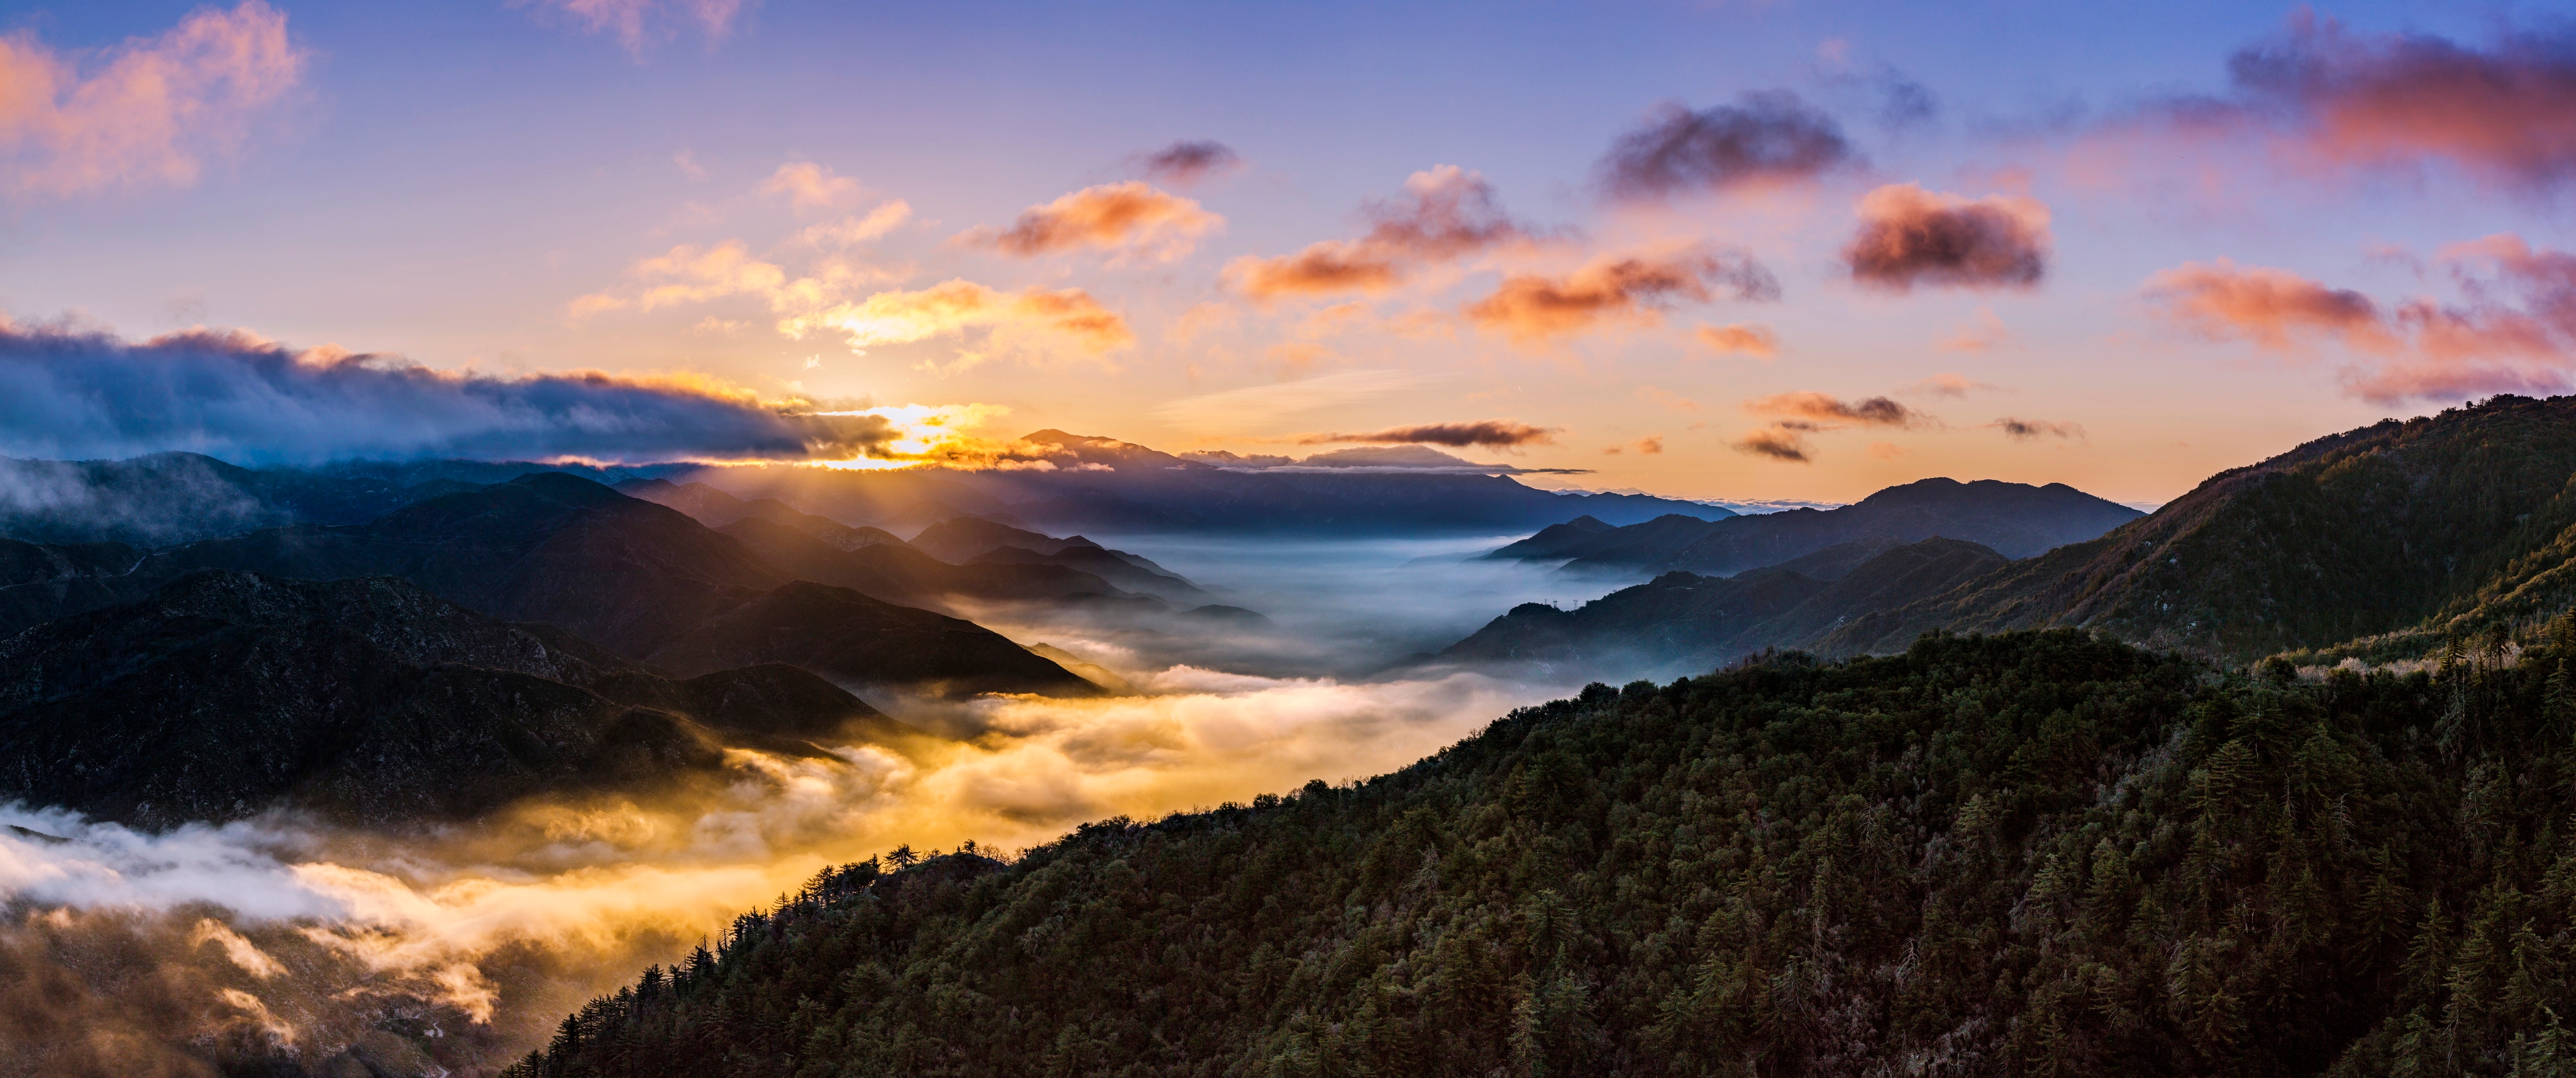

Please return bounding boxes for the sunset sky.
[4,0,2570,504]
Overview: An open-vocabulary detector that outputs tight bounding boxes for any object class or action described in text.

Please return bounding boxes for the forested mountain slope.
[0,570,919,828]
[508,630,2576,1077]
[1823,394,2576,663]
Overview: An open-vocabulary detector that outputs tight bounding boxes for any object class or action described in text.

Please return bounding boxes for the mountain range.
[0,472,1104,697]
[1487,476,2142,575]
[673,430,1738,536]
[1817,395,2576,663]
[1440,535,2007,679]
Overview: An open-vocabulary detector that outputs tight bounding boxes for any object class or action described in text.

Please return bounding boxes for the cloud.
[779,280,1133,371]
[1906,372,1997,397]
[1594,91,1858,201]
[1989,417,2085,440]
[1733,426,1813,462]
[1154,369,1444,432]
[1295,421,1559,448]
[1937,308,2013,351]
[1695,321,1779,358]
[1466,245,1777,343]
[2143,259,2382,349]
[1867,441,1907,459]
[794,201,912,247]
[1743,391,1932,428]
[0,320,904,465]
[759,161,861,211]
[958,182,1221,260]
[1137,140,1242,186]
[2140,247,2576,403]
[521,0,755,52]
[2198,15,2576,193]
[1226,165,1532,298]
[1843,184,2050,292]
[0,2,304,199]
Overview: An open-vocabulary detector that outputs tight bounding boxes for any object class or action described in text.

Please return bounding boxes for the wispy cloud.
[0,2,304,199]
[2142,242,2576,403]
[759,161,862,211]
[1696,322,1779,358]
[521,0,756,53]
[1136,140,1243,186]
[1988,417,2085,440]
[1226,166,1533,298]
[1743,391,1933,428]
[1294,420,1558,448]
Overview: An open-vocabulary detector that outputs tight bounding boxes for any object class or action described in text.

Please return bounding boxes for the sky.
[4,0,2575,504]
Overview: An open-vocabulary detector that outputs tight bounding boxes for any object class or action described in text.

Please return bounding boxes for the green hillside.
[504,629,2576,1077]
[1822,395,2576,664]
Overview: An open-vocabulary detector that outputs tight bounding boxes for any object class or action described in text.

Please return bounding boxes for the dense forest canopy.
[507,628,2576,1077]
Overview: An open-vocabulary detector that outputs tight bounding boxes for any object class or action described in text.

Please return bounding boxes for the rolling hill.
[0,474,1097,697]
[0,570,920,829]
[1818,395,2576,663]
[506,629,2576,1077]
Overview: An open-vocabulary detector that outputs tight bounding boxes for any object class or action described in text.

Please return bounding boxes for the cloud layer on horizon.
[0,322,902,465]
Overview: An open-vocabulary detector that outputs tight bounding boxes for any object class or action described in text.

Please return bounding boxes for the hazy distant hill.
[0,474,1097,697]
[1440,536,2004,679]
[0,571,918,829]
[618,478,908,550]
[1819,395,2576,663]
[675,430,1737,536]
[910,517,1213,603]
[1495,477,2140,576]
[0,452,445,547]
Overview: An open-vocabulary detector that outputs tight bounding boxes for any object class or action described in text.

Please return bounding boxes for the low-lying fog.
[0,533,1606,1075]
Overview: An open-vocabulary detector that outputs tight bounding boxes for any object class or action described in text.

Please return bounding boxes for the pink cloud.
[2143,244,2576,403]
[1843,184,2050,292]
[1226,165,1532,298]
[0,2,304,199]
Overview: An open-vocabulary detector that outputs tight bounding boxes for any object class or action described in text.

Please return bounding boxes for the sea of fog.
[0,532,1617,1074]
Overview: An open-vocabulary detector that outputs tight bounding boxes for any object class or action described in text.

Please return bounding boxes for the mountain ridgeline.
[0,570,921,829]
[506,629,2576,1077]
[1820,395,2576,664]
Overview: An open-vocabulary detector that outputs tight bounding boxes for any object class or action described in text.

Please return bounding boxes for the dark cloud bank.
[0,323,894,465]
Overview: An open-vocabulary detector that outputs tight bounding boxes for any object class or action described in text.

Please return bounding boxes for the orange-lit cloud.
[1844,184,2050,292]
[0,2,304,199]
[959,181,1221,260]
[2143,245,2576,403]
[1294,420,1558,448]
[1226,165,1531,298]
[760,160,861,211]
[1467,246,1776,343]
[2143,259,2384,350]
[1696,321,1779,358]
[779,279,1133,371]
[525,0,755,52]
[1136,140,1242,186]
[1594,91,1857,201]
[1743,391,1931,428]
